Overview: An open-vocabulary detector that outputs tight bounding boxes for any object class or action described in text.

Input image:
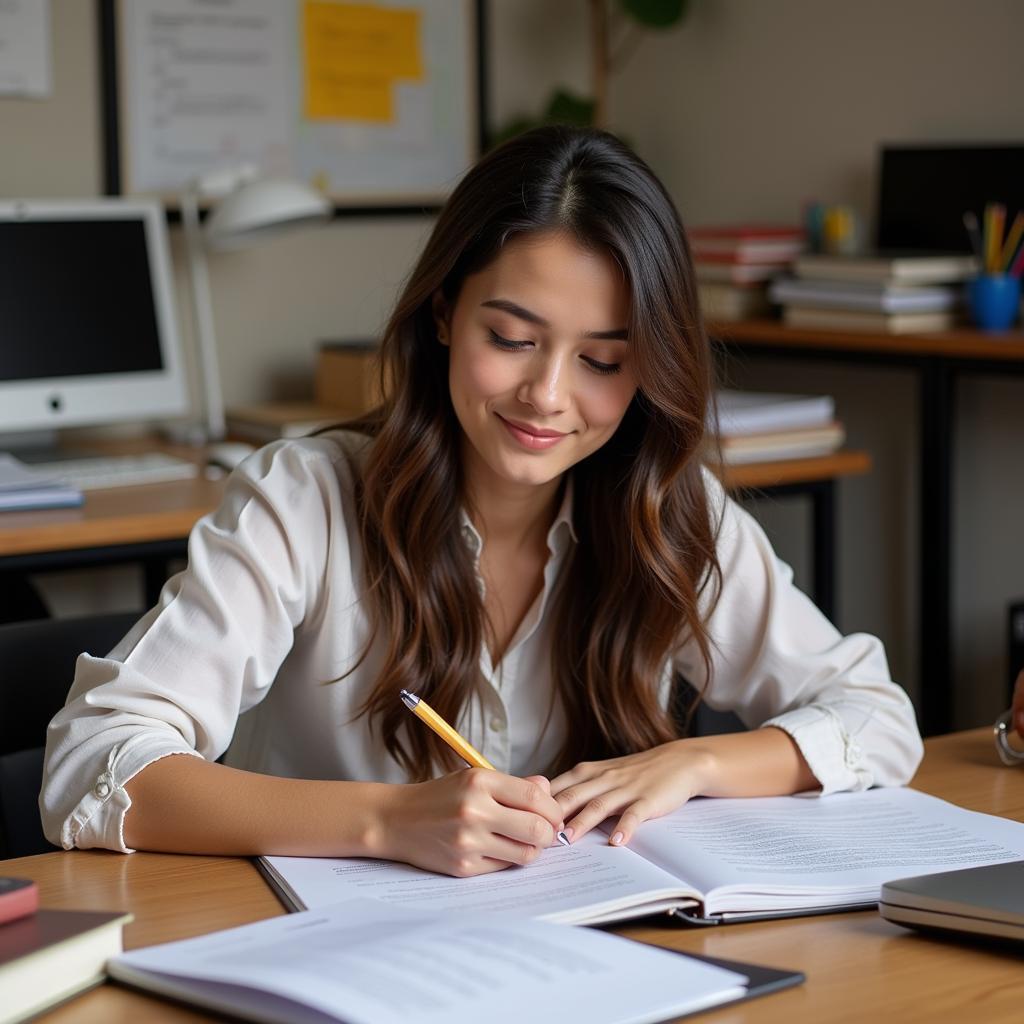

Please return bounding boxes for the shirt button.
[94,780,112,799]
[489,716,503,733]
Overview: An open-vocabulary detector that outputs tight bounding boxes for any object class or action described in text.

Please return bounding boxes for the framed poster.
[99,0,485,212]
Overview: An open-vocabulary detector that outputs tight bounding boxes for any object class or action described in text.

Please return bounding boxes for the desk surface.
[713,318,1024,360]
[5,729,1022,1024]
[0,440,224,559]
[0,439,871,560]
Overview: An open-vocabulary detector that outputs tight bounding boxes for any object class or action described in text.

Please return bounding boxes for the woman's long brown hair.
[342,126,721,780]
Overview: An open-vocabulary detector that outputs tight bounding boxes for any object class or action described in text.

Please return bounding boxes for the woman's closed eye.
[487,328,531,352]
[487,329,622,375]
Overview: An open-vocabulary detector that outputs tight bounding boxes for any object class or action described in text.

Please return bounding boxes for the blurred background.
[2,0,1023,730]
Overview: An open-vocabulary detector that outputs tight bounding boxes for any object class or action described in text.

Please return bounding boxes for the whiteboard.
[105,0,480,206]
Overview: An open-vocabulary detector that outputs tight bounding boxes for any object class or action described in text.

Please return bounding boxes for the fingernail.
[563,827,574,841]
[610,831,623,845]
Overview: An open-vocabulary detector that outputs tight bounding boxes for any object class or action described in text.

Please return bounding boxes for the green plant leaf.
[618,0,689,28]
[542,89,596,126]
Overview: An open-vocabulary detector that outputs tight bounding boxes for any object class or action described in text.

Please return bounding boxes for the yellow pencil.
[400,688,495,769]
[1000,211,1024,273]
[399,689,571,846]
[985,202,1005,273]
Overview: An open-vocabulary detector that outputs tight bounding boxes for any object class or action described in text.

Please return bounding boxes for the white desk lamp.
[180,168,332,441]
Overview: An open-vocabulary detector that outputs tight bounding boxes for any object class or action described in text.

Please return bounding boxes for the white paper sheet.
[263,831,694,924]
[628,787,1024,914]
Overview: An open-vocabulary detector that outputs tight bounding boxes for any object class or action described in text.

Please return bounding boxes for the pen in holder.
[964,203,1024,330]
[968,274,1021,331]
[993,710,1024,766]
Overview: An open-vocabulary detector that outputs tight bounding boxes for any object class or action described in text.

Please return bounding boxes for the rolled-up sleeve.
[674,473,923,794]
[40,440,341,852]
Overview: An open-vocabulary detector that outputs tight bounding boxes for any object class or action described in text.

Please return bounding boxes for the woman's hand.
[375,770,565,878]
[550,728,818,848]
[549,740,715,848]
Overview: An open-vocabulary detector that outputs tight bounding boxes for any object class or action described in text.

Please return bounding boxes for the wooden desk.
[716,450,872,620]
[0,440,224,608]
[713,319,1024,736]
[0,436,867,620]
[5,729,1021,1024]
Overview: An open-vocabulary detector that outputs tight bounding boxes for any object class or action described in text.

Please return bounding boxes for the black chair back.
[0,611,140,859]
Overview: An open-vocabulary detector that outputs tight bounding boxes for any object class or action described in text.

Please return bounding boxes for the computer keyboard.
[40,452,199,491]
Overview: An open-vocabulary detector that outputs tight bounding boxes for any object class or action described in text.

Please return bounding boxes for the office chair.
[673,677,747,737]
[0,611,139,859]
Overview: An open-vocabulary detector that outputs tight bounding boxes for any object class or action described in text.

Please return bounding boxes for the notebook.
[258,788,1024,927]
[108,898,803,1024]
[879,860,1024,944]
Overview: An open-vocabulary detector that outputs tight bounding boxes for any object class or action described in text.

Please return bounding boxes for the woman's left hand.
[549,740,714,847]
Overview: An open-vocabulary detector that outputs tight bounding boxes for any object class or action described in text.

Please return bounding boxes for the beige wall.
[3,0,1023,727]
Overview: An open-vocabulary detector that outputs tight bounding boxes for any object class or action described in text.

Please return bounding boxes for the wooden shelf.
[716,449,871,491]
[711,318,1024,360]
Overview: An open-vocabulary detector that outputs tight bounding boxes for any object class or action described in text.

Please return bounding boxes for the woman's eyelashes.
[486,329,622,375]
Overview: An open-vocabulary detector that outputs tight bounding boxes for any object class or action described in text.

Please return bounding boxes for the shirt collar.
[459,474,578,558]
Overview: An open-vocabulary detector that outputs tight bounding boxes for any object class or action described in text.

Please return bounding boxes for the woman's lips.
[497,414,569,450]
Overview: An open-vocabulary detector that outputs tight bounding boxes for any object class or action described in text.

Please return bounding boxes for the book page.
[262,831,694,924]
[627,788,1024,914]
[110,898,749,1024]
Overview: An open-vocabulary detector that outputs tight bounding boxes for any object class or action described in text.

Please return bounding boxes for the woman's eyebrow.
[480,298,628,341]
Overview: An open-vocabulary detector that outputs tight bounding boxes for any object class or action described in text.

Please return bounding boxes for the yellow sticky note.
[303,1,423,123]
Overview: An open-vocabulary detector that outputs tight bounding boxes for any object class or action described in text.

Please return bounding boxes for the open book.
[109,898,803,1024]
[260,788,1024,926]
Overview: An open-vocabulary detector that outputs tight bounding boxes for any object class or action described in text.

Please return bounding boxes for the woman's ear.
[431,290,451,346]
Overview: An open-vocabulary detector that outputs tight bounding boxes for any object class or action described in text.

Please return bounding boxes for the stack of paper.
[0,453,83,511]
[712,390,844,465]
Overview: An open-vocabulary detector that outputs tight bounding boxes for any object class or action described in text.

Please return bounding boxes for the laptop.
[879,860,1024,944]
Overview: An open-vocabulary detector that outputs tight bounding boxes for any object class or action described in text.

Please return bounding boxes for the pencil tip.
[557,831,571,847]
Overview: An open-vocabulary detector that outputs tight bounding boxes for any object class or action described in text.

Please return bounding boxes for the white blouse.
[40,431,923,853]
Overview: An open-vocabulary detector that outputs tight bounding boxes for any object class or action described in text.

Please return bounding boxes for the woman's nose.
[517,353,568,414]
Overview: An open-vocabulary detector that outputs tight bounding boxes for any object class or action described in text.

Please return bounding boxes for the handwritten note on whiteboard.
[114,0,476,204]
[0,0,52,97]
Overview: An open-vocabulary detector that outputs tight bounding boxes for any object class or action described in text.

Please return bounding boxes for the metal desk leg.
[810,478,836,623]
[920,359,955,736]
[741,479,837,621]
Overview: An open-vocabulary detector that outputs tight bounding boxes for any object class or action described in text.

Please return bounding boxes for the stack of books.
[0,877,130,1022]
[0,453,83,511]
[689,226,805,321]
[770,252,978,334]
[713,389,843,464]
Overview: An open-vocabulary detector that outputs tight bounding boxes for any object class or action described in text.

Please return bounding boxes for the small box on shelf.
[316,340,382,414]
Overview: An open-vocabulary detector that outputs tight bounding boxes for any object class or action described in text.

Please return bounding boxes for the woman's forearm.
[691,726,819,798]
[122,753,394,857]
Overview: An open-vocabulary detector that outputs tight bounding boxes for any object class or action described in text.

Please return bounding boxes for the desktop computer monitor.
[0,198,189,439]
[876,144,1024,252]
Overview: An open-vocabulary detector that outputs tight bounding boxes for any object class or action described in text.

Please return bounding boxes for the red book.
[689,225,805,263]
[0,878,38,925]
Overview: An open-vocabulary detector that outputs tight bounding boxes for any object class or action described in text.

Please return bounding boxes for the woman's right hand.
[374,770,565,877]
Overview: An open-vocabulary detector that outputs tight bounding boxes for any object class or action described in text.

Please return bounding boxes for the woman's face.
[439,231,638,492]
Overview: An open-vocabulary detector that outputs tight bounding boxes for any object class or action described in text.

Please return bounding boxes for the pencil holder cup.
[968,274,1021,331]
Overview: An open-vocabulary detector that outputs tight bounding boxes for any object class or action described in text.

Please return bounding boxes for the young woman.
[41,127,923,876]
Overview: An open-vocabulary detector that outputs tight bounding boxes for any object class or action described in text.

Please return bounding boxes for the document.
[109,898,769,1024]
[260,788,1024,925]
